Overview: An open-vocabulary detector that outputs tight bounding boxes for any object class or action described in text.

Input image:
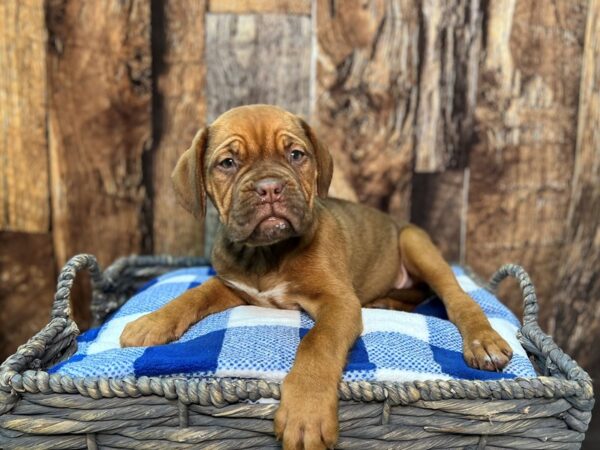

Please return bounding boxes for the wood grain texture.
[0,232,55,361]
[0,0,49,233]
[466,0,587,317]
[411,170,467,263]
[314,0,418,221]
[151,0,206,256]
[414,0,482,172]
[551,0,600,375]
[46,0,152,319]
[208,0,311,15]
[203,12,312,254]
[205,13,311,121]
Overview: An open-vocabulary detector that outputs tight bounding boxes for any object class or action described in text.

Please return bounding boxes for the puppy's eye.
[290,149,306,163]
[218,158,236,170]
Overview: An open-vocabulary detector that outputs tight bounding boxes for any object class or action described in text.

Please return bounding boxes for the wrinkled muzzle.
[225,168,313,246]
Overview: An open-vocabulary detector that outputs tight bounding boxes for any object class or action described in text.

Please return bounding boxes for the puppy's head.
[172,105,333,246]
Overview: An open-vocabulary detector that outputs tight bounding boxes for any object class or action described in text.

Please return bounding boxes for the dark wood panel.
[0,0,49,233]
[411,170,467,263]
[466,0,587,319]
[0,232,55,361]
[46,0,152,324]
[314,0,418,221]
[151,0,206,256]
[414,0,482,172]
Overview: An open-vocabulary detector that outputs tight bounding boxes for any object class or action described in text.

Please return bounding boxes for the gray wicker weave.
[0,254,594,449]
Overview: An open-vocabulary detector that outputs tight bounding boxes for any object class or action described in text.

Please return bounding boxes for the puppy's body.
[121,105,512,450]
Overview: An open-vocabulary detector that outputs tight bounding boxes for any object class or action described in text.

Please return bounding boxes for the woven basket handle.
[488,263,539,326]
[488,264,593,384]
[51,254,109,321]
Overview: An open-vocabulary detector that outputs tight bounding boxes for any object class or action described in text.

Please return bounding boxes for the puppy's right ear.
[171,127,209,220]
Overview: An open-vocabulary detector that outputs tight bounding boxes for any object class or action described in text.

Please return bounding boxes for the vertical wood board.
[152,0,207,256]
[411,170,467,263]
[551,0,600,374]
[208,0,311,15]
[46,0,152,322]
[0,0,49,232]
[414,0,482,172]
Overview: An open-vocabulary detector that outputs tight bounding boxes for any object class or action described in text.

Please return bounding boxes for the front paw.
[463,328,513,371]
[274,373,339,450]
[120,313,186,347]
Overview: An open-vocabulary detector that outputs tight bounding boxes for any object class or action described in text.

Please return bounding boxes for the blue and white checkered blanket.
[49,266,536,381]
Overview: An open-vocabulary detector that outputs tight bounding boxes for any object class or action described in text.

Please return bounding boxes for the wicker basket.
[0,254,594,449]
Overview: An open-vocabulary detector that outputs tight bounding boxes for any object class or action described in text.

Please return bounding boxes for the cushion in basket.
[49,266,536,381]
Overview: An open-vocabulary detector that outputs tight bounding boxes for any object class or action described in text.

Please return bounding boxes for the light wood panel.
[0,0,49,232]
[208,0,311,15]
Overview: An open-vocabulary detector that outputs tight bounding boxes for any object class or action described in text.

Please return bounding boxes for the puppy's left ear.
[171,127,209,220]
[298,119,333,198]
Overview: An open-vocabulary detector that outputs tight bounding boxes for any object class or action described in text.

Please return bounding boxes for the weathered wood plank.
[411,170,467,263]
[314,0,418,220]
[0,232,55,361]
[466,0,587,317]
[551,0,600,375]
[205,13,311,121]
[0,0,49,232]
[152,0,206,256]
[414,0,482,172]
[208,0,311,15]
[46,0,152,317]
[203,12,312,254]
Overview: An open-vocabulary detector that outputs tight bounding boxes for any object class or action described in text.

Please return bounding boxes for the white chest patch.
[225,279,292,308]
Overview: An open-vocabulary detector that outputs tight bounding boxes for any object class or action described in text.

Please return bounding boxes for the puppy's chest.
[223,277,299,310]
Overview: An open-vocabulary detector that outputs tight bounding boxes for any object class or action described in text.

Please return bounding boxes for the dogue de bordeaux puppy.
[121,104,512,449]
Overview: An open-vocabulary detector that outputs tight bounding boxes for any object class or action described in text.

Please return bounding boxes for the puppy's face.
[172,105,333,246]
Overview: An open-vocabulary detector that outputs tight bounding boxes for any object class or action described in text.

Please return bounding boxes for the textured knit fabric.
[49,266,536,381]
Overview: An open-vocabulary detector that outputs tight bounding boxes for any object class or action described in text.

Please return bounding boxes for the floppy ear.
[298,119,333,198]
[171,127,209,220]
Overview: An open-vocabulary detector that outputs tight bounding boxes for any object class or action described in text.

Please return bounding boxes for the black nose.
[254,178,285,201]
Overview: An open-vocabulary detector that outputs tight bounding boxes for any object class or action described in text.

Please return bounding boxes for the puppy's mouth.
[226,197,306,246]
[256,216,292,233]
[247,204,297,244]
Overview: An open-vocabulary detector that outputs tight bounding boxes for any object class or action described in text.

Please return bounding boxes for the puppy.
[121,104,512,450]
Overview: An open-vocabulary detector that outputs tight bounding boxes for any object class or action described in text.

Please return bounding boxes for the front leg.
[399,226,513,371]
[120,277,244,347]
[274,291,362,450]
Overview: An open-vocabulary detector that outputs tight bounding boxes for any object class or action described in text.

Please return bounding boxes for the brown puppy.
[121,105,512,450]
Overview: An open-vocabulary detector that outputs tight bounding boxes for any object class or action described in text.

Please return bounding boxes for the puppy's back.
[320,197,405,301]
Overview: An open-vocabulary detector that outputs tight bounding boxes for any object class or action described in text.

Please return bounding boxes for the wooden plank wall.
[1,0,599,401]
[151,0,206,256]
[0,0,49,234]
